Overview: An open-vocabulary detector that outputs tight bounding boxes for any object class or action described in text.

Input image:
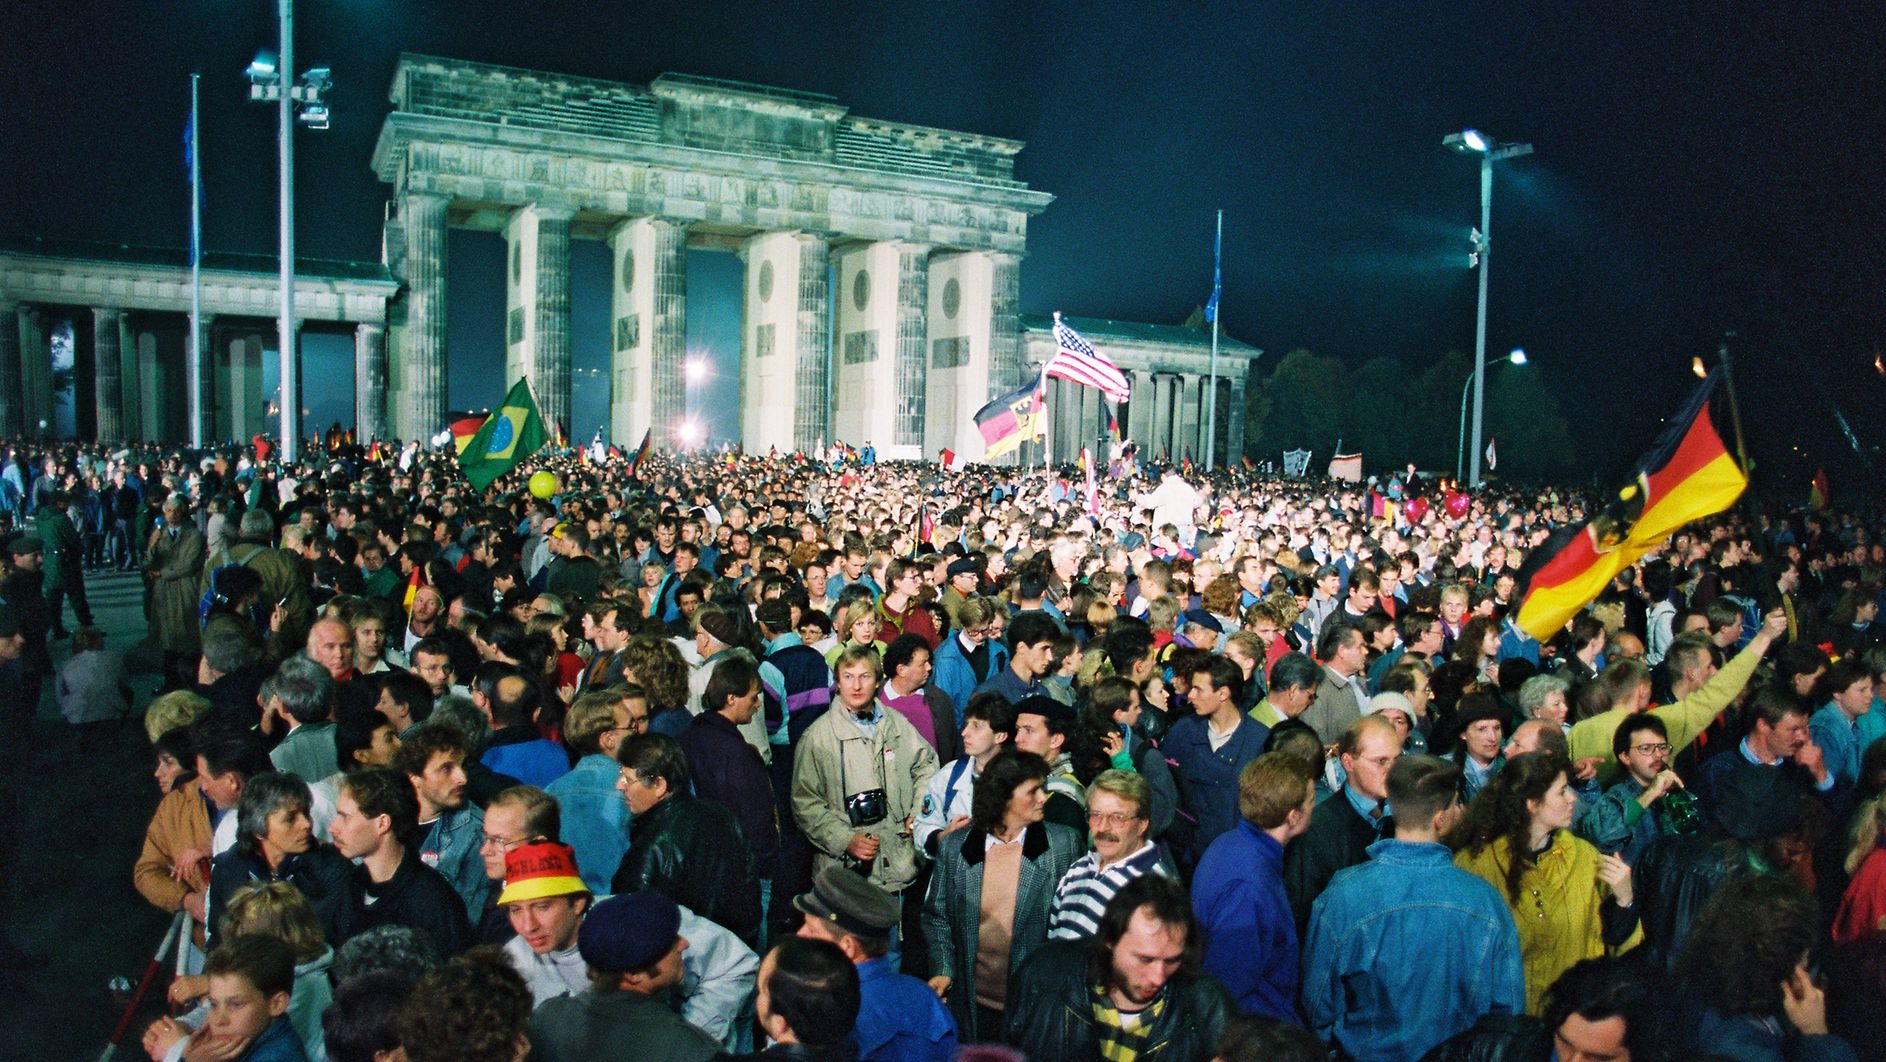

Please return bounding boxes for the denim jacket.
[1302,838,1526,1062]
[546,753,635,895]
[416,803,490,922]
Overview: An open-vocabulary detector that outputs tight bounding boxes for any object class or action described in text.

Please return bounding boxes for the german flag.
[1514,370,1747,641]
[1810,468,1831,512]
[974,374,1045,460]
[626,429,653,480]
[450,412,489,455]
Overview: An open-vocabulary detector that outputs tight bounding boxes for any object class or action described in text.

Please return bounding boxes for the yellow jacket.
[1567,635,1767,785]
[1455,831,1621,1013]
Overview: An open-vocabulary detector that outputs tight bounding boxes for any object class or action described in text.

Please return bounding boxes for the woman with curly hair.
[398,947,532,1062]
[619,634,693,736]
[1678,872,1854,1060]
[1450,751,1638,1013]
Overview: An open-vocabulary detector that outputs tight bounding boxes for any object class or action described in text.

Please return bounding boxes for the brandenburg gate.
[372,55,1055,459]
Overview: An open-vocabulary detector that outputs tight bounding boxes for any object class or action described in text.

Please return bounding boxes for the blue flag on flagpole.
[184,108,200,265]
[1204,217,1222,323]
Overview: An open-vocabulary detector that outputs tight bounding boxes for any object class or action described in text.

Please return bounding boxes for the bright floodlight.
[1691,356,1709,379]
[684,358,709,384]
[679,419,705,445]
[246,51,279,84]
[1508,348,1528,366]
[1445,128,1490,154]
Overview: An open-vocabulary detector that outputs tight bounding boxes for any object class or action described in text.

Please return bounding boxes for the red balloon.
[1443,491,1471,519]
[1404,496,1430,523]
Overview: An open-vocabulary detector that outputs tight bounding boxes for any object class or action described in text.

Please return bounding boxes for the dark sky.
[5,1,1884,487]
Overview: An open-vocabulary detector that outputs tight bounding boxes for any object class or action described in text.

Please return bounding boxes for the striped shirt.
[1047,841,1170,940]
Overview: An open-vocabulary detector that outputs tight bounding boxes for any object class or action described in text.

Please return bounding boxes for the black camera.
[845,787,889,828]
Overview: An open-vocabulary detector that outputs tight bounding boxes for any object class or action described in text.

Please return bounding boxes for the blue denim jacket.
[1302,838,1525,1062]
[416,803,490,922]
[545,753,634,895]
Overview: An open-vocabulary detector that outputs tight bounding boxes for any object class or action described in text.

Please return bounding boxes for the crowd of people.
[2,434,1885,1062]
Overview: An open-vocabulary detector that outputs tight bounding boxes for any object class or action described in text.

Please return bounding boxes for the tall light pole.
[1444,128,1531,487]
[1456,347,1528,482]
[245,0,329,462]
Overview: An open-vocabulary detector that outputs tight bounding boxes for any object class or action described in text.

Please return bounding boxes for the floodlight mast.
[1443,129,1533,486]
[243,1,330,461]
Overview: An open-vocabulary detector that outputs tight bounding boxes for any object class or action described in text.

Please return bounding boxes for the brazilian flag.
[456,378,550,491]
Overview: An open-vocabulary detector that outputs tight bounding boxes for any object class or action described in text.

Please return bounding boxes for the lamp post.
[245,0,330,462]
[1444,128,1532,487]
[1456,348,1528,483]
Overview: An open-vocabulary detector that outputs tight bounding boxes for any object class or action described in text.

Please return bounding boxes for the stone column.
[504,204,574,432]
[649,219,688,434]
[117,314,141,442]
[92,307,124,442]
[399,193,448,443]
[893,245,930,451]
[1225,377,1245,467]
[989,252,1022,395]
[0,301,20,439]
[1177,373,1201,463]
[136,327,165,443]
[793,234,831,454]
[355,322,388,443]
[1148,374,1171,461]
[18,308,51,438]
[191,313,217,445]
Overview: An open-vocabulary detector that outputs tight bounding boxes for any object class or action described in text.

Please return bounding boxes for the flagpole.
[1715,332,1752,483]
[188,72,204,449]
[1206,209,1222,471]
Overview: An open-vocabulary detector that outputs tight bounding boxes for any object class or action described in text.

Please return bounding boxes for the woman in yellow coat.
[1451,751,1638,1013]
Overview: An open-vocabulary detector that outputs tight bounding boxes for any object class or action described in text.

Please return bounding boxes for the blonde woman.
[148,880,334,1062]
[1835,792,1886,944]
[824,598,886,668]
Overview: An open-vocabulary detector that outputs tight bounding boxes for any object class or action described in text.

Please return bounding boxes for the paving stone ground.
[2,570,176,1059]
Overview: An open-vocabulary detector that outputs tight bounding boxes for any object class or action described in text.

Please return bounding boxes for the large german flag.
[1514,370,1746,641]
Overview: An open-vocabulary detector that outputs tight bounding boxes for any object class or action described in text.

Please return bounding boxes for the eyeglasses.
[1085,811,1143,828]
[479,833,529,852]
[1631,742,1673,756]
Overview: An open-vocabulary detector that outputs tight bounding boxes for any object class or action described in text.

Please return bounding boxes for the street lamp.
[244,0,331,463]
[1444,127,1532,486]
[1456,348,1529,482]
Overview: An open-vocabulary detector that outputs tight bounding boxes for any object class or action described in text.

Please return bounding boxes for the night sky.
[5,2,1883,490]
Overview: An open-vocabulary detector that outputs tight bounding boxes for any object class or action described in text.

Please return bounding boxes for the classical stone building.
[1023,314,1261,467]
[371,54,1054,460]
[0,238,396,444]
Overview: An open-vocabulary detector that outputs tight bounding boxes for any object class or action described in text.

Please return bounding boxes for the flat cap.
[793,866,900,939]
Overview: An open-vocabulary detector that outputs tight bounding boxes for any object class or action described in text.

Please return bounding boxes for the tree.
[1253,349,1347,460]
[1341,357,1414,467]
[1485,368,1575,479]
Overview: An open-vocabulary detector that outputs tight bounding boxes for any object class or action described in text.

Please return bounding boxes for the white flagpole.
[188,72,203,449]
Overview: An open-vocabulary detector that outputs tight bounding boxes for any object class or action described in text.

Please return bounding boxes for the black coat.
[612,793,762,946]
[352,847,472,957]
[1006,939,1232,1062]
[1282,788,1389,936]
[678,711,779,877]
[208,844,357,949]
[1420,1013,1552,1062]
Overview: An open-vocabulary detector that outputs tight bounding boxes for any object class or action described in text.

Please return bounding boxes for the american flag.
[1047,313,1132,403]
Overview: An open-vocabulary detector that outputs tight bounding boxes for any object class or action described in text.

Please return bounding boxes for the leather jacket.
[612,792,762,947]
[1006,939,1232,1062]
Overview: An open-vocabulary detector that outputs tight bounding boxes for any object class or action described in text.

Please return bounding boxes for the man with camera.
[791,644,938,959]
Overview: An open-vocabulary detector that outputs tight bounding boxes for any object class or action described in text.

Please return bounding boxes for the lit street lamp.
[1457,348,1528,482]
[1444,127,1532,486]
[244,0,331,462]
